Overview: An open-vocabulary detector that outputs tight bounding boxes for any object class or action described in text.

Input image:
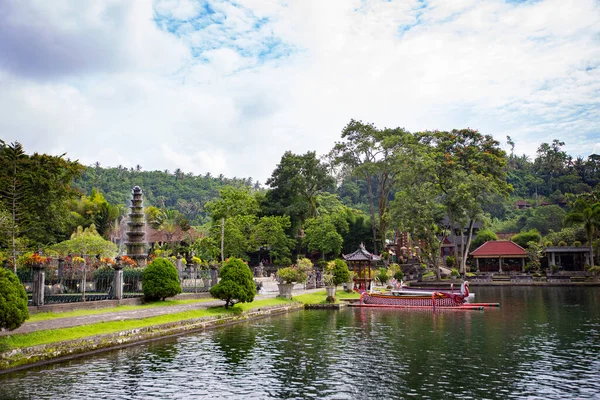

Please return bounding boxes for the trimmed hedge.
[0,268,30,330]
[142,258,182,301]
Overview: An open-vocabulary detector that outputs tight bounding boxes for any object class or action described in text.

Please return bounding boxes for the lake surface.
[1,286,599,399]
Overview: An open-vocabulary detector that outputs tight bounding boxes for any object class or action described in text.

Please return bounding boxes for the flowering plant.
[120,256,137,267]
[72,256,86,266]
[22,253,52,266]
[100,257,115,267]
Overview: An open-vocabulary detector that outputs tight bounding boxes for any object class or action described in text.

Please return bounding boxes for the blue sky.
[0,0,598,183]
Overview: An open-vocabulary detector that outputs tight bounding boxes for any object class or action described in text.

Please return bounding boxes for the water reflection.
[0,287,598,399]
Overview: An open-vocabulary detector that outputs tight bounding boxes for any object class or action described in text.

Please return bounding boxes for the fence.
[16,255,144,306]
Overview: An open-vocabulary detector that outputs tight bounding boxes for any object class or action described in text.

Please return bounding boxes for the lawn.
[293,289,360,304]
[28,298,216,322]
[0,298,296,350]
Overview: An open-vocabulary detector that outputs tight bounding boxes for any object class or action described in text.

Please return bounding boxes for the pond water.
[1,286,599,399]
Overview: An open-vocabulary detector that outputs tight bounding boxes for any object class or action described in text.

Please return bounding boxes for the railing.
[16,255,144,306]
[180,267,212,293]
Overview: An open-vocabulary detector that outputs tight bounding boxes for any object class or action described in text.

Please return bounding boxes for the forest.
[1,123,599,274]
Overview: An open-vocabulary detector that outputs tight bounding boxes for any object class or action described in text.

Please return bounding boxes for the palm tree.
[565,199,600,266]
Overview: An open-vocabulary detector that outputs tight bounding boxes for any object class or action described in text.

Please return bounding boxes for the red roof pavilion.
[470,241,527,273]
[471,241,527,257]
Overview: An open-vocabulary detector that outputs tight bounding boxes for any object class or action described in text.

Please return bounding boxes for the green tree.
[523,205,566,235]
[254,216,294,265]
[51,224,118,257]
[329,120,408,254]
[265,151,334,235]
[0,141,84,251]
[142,258,182,301]
[420,128,511,274]
[470,229,498,251]
[0,267,29,330]
[210,257,256,308]
[564,199,600,265]
[303,215,343,259]
[512,229,541,249]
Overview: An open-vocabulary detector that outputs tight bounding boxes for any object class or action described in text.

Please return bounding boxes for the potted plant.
[324,259,350,302]
[451,268,459,281]
[345,271,355,292]
[276,266,307,299]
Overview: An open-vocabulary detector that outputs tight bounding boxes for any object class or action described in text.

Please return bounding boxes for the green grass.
[293,289,360,305]
[28,299,216,322]
[1,298,296,350]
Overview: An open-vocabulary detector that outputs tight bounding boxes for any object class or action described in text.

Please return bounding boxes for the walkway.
[1,283,320,337]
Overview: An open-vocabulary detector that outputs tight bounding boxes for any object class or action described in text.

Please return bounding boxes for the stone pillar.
[113,257,124,300]
[32,263,45,306]
[176,255,184,277]
[476,258,480,272]
[521,258,525,272]
[58,258,64,284]
[499,257,503,273]
[550,252,556,267]
[210,264,219,287]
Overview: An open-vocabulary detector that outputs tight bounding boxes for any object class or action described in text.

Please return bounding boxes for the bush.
[573,241,582,247]
[0,268,30,330]
[393,269,404,281]
[326,259,350,286]
[451,268,459,277]
[470,229,498,250]
[445,256,456,268]
[142,258,182,301]
[210,258,256,308]
[376,268,389,286]
[558,241,567,247]
[512,229,541,248]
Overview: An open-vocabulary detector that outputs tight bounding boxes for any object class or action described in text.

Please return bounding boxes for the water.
[1,287,599,399]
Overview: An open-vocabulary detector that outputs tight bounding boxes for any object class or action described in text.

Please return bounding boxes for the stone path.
[0,283,319,337]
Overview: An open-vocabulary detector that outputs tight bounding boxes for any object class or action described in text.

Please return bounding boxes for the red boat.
[360,281,471,308]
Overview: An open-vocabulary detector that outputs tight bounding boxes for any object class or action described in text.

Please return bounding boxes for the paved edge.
[0,302,304,374]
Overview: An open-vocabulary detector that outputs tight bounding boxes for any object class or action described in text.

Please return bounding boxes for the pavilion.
[343,244,381,290]
[470,241,528,273]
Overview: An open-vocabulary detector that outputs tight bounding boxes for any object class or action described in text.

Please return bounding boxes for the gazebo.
[343,244,381,290]
[470,241,528,273]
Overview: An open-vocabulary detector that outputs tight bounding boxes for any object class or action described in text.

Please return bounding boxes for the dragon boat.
[360,281,473,308]
[391,282,475,303]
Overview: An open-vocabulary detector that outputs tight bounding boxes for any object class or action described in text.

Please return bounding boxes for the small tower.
[125,186,147,266]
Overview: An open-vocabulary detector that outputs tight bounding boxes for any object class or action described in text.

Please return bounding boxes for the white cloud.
[0,0,599,185]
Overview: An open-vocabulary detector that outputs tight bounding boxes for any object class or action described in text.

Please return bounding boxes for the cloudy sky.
[1,0,599,184]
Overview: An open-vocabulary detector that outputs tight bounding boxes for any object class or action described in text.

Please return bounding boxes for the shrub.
[0,268,30,330]
[445,256,456,268]
[326,259,350,286]
[512,229,541,249]
[142,258,182,301]
[558,241,567,247]
[210,258,256,308]
[451,268,459,277]
[544,241,553,247]
[470,229,498,250]
[376,268,389,285]
[393,269,404,281]
[573,241,582,247]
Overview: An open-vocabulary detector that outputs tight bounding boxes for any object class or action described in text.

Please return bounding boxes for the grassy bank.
[28,298,216,323]
[1,298,295,351]
[294,289,360,304]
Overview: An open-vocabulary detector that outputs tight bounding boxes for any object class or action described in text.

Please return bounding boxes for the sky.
[0,0,599,185]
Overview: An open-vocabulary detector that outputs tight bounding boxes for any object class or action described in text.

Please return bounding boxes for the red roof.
[471,241,527,257]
